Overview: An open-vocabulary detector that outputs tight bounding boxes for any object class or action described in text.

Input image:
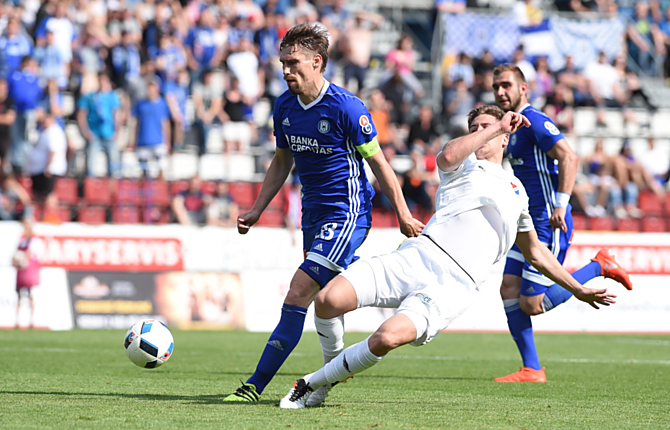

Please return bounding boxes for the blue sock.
[542,261,601,311]
[504,299,541,370]
[246,304,307,394]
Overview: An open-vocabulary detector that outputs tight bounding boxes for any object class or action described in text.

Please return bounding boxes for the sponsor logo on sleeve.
[544,121,560,136]
[359,115,373,135]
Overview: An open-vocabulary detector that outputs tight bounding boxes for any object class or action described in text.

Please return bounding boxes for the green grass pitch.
[1,329,669,429]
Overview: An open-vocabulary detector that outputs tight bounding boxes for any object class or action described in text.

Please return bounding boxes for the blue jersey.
[506,104,566,223]
[274,81,377,214]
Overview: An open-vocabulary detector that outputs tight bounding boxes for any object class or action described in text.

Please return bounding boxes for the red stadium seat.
[116,179,141,205]
[589,216,615,231]
[143,179,171,207]
[83,177,112,206]
[53,177,78,205]
[170,180,190,196]
[229,182,256,207]
[641,216,667,232]
[616,218,640,232]
[372,209,398,228]
[256,208,285,227]
[201,181,217,195]
[113,206,140,224]
[77,206,107,224]
[572,213,588,231]
[58,206,72,223]
[639,191,662,216]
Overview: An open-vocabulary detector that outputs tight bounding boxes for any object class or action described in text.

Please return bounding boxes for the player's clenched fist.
[237,210,261,234]
[399,217,424,238]
[499,111,530,134]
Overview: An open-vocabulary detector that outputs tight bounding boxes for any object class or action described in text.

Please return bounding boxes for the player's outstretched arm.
[237,147,294,234]
[365,150,424,237]
[438,111,530,171]
[514,230,617,309]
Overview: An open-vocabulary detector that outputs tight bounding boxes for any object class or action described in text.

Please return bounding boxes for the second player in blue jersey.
[492,65,633,383]
[225,23,424,403]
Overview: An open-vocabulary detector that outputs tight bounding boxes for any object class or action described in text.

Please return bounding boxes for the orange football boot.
[494,367,547,383]
[591,249,633,290]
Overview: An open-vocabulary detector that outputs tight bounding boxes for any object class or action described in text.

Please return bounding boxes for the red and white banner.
[35,236,183,272]
[565,244,670,275]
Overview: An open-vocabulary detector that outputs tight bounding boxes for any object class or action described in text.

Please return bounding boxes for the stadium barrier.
[0,222,668,333]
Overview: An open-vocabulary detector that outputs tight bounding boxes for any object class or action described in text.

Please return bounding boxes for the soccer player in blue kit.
[492,65,633,382]
[224,23,424,402]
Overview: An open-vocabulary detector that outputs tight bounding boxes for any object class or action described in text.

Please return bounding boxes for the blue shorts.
[299,210,372,288]
[504,210,574,297]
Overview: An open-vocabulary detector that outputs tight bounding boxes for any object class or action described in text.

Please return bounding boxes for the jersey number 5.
[318,223,338,240]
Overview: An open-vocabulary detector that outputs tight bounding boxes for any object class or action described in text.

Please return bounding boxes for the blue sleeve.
[131,102,139,118]
[273,102,288,149]
[185,30,195,49]
[76,94,88,111]
[529,113,564,154]
[34,18,48,39]
[341,98,377,147]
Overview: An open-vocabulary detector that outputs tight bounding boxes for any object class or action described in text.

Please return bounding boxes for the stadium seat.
[572,213,588,230]
[170,180,190,196]
[113,206,140,224]
[58,206,72,223]
[616,218,641,232]
[639,191,663,216]
[256,208,285,227]
[589,216,615,231]
[143,179,171,207]
[641,216,667,232]
[116,179,142,205]
[372,209,398,228]
[77,206,107,224]
[229,182,256,207]
[201,181,218,195]
[53,177,79,206]
[83,177,113,206]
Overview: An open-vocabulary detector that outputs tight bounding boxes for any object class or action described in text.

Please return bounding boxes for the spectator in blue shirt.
[150,32,187,84]
[8,56,41,174]
[185,9,220,84]
[34,30,67,89]
[77,73,122,177]
[0,17,33,78]
[110,31,142,91]
[164,68,190,152]
[131,79,170,178]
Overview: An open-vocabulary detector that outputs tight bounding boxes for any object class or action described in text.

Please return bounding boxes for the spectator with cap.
[8,56,41,174]
[77,72,122,177]
[131,78,170,178]
[192,68,222,156]
[0,17,33,78]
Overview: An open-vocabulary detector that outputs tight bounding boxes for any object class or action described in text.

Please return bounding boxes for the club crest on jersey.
[359,115,373,135]
[544,121,560,136]
[318,119,330,134]
[511,182,520,195]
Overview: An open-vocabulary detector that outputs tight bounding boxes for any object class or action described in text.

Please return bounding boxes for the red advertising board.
[36,236,183,271]
[565,244,670,275]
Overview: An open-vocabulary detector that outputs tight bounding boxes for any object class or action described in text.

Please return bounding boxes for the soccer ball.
[124,319,174,369]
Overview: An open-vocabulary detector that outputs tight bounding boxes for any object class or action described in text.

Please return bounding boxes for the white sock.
[306,336,382,388]
[314,315,344,366]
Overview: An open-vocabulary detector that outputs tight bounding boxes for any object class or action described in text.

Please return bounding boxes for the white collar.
[298,79,330,110]
[517,103,531,113]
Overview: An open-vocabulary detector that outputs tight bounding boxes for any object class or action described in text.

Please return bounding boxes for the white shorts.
[341,236,476,346]
[222,122,251,146]
[137,145,168,171]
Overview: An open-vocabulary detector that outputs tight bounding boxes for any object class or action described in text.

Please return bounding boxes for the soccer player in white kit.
[279,106,618,409]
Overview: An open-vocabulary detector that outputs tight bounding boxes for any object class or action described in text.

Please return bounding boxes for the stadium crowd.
[0,0,668,229]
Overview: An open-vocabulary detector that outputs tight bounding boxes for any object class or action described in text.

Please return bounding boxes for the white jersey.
[422,154,534,286]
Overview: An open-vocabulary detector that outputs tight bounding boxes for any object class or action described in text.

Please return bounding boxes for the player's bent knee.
[500,276,522,300]
[314,276,358,319]
[284,271,321,308]
[369,314,419,356]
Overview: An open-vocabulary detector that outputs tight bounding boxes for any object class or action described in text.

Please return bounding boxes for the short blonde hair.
[493,64,527,84]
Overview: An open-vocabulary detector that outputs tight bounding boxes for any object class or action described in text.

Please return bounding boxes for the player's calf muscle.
[520,295,544,316]
[500,275,521,300]
[284,270,321,307]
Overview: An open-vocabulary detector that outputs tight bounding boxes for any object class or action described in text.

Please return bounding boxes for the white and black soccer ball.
[124,319,174,369]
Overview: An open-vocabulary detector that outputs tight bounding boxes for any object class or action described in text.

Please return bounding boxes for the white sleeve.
[517,205,534,233]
